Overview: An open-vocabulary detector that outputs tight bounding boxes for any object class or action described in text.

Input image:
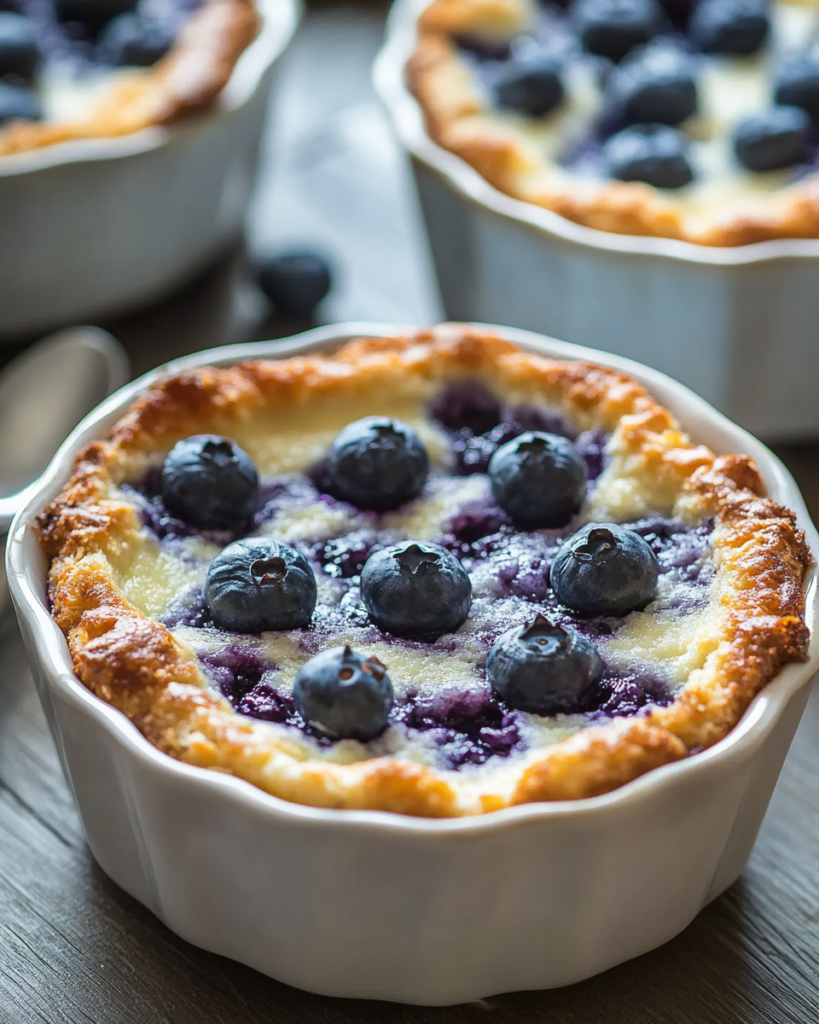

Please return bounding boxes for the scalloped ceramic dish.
[7,323,818,1005]
[374,0,819,439]
[0,0,300,339]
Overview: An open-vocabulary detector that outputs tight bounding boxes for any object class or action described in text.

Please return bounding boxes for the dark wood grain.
[2,4,819,1021]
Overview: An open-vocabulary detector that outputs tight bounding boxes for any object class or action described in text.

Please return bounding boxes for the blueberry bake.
[410,0,819,244]
[37,327,811,816]
[0,0,258,156]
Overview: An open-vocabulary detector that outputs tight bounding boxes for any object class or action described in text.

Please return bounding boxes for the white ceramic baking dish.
[0,0,300,339]
[7,323,818,1005]
[374,0,819,440]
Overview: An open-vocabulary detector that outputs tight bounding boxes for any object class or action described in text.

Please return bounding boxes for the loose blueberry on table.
[130,381,713,770]
[255,251,333,320]
[456,0,819,190]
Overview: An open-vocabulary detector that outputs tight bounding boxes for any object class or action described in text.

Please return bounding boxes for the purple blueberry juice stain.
[313,530,382,579]
[430,380,502,435]
[584,672,674,718]
[439,499,513,558]
[631,516,714,589]
[576,428,607,481]
[199,645,270,706]
[234,680,301,728]
[199,645,329,739]
[429,379,608,478]
[160,586,212,629]
[392,687,524,768]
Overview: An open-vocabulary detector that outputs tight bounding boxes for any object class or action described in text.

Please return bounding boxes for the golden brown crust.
[408,0,819,246]
[511,720,688,804]
[36,325,812,816]
[0,0,260,158]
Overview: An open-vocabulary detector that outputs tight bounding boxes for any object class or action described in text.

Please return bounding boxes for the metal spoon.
[0,328,130,616]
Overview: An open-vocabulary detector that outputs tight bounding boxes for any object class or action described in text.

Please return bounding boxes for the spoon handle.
[0,328,129,616]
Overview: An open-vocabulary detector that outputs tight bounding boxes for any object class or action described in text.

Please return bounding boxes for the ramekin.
[7,323,818,1005]
[0,0,300,339]
[374,0,819,440]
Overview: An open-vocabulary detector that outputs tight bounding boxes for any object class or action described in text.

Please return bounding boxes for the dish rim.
[7,321,819,834]
[373,0,819,268]
[0,0,301,179]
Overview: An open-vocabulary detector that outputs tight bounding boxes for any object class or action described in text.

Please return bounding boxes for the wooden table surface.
[2,4,819,1021]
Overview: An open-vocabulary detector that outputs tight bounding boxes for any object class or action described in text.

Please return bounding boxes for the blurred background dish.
[398,0,819,246]
[375,0,819,439]
[0,0,260,158]
[0,0,300,338]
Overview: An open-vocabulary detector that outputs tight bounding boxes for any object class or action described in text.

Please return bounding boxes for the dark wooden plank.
[2,3,819,1021]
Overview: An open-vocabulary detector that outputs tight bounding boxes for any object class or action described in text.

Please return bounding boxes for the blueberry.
[603,124,693,188]
[0,80,40,124]
[97,13,174,67]
[690,0,769,57]
[205,537,317,633]
[610,44,698,127]
[494,52,565,117]
[551,523,660,616]
[294,645,393,741]
[326,417,429,512]
[54,0,138,29]
[572,0,664,63]
[256,251,332,318]
[360,541,472,638]
[161,435,259,530]
[775,56,819,123]
[0,12,39,81]
[488,431,586,529]
[733,106,810,172]
[487,614,603,715]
